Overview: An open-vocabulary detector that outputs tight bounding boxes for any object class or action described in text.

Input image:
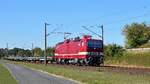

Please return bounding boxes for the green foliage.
[17,50,24,56]
[0,49,6,59]
[46,47,55,57]
[24,49,32,56]
[33,47,42,57]
[8,48,32,57]
[9,48,21,56]
[104,44,125,59]
[123,23,150,48]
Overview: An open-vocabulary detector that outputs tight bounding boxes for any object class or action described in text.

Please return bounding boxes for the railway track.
[100,65,150,75]
[35,62,150,75]
[7,59,150,75]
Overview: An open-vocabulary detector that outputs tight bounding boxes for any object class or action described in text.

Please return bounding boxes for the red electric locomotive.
[54,35,104,66]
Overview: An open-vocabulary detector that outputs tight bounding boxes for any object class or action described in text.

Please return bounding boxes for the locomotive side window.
[88,40,102,48]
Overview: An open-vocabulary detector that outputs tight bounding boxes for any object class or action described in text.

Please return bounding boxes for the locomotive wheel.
[88,57,94,66]
[77,59,82,66]
[64,59,69,65]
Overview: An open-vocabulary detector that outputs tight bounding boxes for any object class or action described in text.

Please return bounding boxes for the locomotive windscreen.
[88,40,102,48]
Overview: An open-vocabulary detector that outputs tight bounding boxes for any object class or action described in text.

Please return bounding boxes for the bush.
[104,44,125,59]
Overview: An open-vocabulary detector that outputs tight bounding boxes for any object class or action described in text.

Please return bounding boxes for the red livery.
[55,35,104,66]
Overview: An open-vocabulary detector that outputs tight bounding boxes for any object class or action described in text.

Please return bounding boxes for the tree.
[24,49,32,57]
[123,23,150,48]
[8,48,22,56]
[33,47,42,57]
[8,49,16,56]
[8,48,32,57]
[17,50,24,56]
[0,48,6,59]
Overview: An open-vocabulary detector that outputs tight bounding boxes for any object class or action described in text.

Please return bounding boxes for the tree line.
[0,47,54,59]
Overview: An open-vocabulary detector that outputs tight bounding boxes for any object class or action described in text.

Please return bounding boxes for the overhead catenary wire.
[102,13,150,25]
[82,26,102,38]
[46,24,63,36]
[49,32,72,40]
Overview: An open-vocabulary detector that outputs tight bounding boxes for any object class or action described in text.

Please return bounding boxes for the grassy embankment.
[11,61,150,84]
[0,63,18,84]
[105,52,150,67]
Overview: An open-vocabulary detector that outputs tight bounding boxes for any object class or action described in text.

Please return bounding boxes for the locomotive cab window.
[88,40,102,48]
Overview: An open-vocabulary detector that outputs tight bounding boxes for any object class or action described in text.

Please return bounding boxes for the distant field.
[11,61,150,84]
[0,63,18,84]
[105,52,150,67]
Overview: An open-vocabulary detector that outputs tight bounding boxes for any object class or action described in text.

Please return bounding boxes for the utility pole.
[101,25,104,50]
[44,22,50,65]
[100,25,104,65]
[6,43,8,57]
[32,43,34,57]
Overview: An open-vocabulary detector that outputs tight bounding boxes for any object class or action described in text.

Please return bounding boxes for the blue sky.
[0,0,150,49]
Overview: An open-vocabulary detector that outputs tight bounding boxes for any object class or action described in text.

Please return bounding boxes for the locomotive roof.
[56,38,81,46]
[55,35,102,46]
[56,42,64,45]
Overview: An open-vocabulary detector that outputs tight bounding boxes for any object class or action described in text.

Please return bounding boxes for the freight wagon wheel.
[60,59,65,64]
[83,60,87,66]
[77,59,85,66]
[77,59,81,66]
[56,59,61,64]
[50,60,53,64]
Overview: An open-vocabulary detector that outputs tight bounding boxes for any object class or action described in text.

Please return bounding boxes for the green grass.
[12,61,150,84]
[0,63,18,84]
[105,52,150,67]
